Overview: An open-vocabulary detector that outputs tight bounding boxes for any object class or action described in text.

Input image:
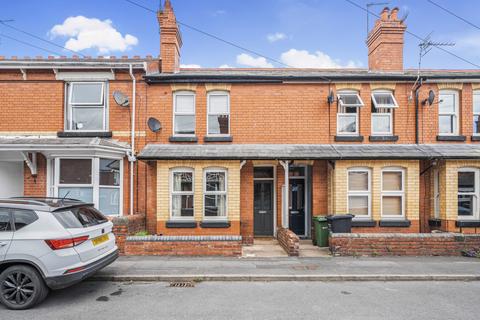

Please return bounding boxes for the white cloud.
[50,16,138,54]
[219,64,233,68]
[267,32,287,43]
[280,49,359,68]
[180,64,202,68]
[236,53,273,68]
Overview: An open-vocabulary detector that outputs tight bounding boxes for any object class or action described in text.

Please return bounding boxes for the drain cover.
[169,281,195,288]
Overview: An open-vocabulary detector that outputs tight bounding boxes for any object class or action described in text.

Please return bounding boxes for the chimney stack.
[367,7,406,72]
[157,0,182,73]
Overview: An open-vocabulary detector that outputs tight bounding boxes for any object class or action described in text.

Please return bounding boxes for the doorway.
[253,167,275,236]
[288,165,311,238]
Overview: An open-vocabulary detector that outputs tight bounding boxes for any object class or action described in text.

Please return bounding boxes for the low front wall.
[330,233,480,256]
[277,228,300,256]
[112,214,146,255]
[124,235,242,257]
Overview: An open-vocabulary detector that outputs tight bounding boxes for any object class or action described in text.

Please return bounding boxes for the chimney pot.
[380,7,389,21]
[390,7,399,21]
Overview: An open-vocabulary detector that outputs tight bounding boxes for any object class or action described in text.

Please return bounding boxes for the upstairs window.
[66,82,106,131]
[371,91,398,136]
[438,90,459,135]
[173,91,195,136]
[473,91,480,135]
[337,91,364,135]
[207,91,230,135]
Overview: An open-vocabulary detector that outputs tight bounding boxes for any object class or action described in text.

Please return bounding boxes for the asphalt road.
[1,281,479,320]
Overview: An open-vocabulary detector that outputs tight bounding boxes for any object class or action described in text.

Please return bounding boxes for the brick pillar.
[24,153,47,196]
[146,161,158,235]
[240,161,254,244]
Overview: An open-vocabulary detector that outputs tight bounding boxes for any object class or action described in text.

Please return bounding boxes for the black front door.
[254,181,274,236]
[289,178,305,236]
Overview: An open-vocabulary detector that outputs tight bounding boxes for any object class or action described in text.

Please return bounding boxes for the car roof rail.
[1,198,51,206]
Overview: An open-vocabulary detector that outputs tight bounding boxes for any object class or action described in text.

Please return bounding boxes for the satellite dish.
[427,90,435,106]
[147,117,162,133]
[113,91,130,107]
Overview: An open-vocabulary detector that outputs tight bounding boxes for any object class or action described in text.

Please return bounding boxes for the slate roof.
[138,144,480,160]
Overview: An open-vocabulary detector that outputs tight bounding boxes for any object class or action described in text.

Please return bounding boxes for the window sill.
[334,135,364,142]
[369,135,399,142]
[165,221,197,228]
[200,221,231,228]
[471,136,480,141]
[204,136,233,143]
[169,136,198,143]
[379,220,411,227]
[428,218,442,227]
[436,135,466,142]
[351,220,376,227]
[57,131,112,138]
[456,220,480,228]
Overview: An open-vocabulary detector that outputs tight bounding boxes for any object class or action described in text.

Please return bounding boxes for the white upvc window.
[381,168,405,219]
[433,168,440,219]
[203,169,228,220]
[438,90,459,135]
[170,169,195,220]
[337,91,364,136]
[371,90,398,136]
[457,168,480,220]
[207,91,230,136]
[347,168,371,219]
[173,91,196,136]
[66,82,107,131]
[54,157,122,216]
[473,91,480,136]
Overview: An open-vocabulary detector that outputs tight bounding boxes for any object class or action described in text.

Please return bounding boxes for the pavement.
[91,255,480,282]
[3,281,480,319]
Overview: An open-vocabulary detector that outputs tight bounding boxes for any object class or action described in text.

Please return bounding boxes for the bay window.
[438,90,459,135]
[381,168,405,218]
[55,158,122,215]
[371,90,398,135]
[173,91,196,136]
[66,82,107,131]
[473,91,480,135]
[458,169,480,220]
[171,169,194,219]
[337,91,364,135]
[347,168,371,219]
[204,169,227,219]
[207,91,230,135]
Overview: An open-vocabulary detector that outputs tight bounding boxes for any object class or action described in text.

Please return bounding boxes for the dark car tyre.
[0,265,48,310]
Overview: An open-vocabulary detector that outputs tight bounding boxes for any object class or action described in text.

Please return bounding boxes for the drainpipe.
[128,64,136,215]
[279,160,290,229]
[414,78,423,145]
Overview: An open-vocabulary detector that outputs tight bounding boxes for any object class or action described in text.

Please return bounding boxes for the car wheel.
[0,265,48,310]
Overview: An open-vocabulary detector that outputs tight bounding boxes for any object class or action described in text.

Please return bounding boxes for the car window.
[0,208,12,232]
[12,209,38,231]
[53,206,107,228]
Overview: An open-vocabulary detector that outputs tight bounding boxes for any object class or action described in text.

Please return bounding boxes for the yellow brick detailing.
[112,131,146,137]
[205,83,231,92]
[370,83,396,91]
[437,83,463,91]
[472,83,480,90]
[170,84,197,92]
[293,160,314,166]
[441,160,480,220]
[156,160,241,222]
[335,83,362,91]
[252,160,278,166]
[330,160,420,220]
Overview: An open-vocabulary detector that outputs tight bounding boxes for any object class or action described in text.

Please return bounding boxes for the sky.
[0,0,479,70]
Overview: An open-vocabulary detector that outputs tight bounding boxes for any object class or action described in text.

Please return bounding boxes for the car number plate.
[92,234,109,246]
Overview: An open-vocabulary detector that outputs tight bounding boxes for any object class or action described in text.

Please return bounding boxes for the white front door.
[0,161,24,198]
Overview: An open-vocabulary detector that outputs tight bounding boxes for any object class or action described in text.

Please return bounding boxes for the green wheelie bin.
[313,216,329,247]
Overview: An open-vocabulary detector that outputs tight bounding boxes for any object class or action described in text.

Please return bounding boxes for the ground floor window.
[170,169,194,219]
[54,157,122,215]
[381,168,405,218]
[204,169,227,219]
[458,169,480,220]
[347,168,371,219]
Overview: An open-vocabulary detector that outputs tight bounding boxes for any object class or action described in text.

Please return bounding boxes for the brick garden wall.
[277,228,300,256]
[112,214,146,254]
[330,233,480,256]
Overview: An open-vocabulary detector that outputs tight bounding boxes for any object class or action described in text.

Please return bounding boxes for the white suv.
[0,197,118,310]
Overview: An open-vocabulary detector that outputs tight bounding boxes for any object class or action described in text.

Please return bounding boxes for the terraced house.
[1,1,480,256]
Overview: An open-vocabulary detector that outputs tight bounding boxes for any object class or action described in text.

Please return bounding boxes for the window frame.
[347,167,372,220]
[203,168,228,221]
[381,167,406,219]
[173,91,196,137]
[473,91,480,136]
[371,90,399,109]
[207,91,230,136]
[53,157,123,216]
[65,81,108,132]
[457,168,480,221]
[170,168,195,221]
[371,90,397,136]
[0,208,13,232]
[336,91,364,136]
[438,90,459,136]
